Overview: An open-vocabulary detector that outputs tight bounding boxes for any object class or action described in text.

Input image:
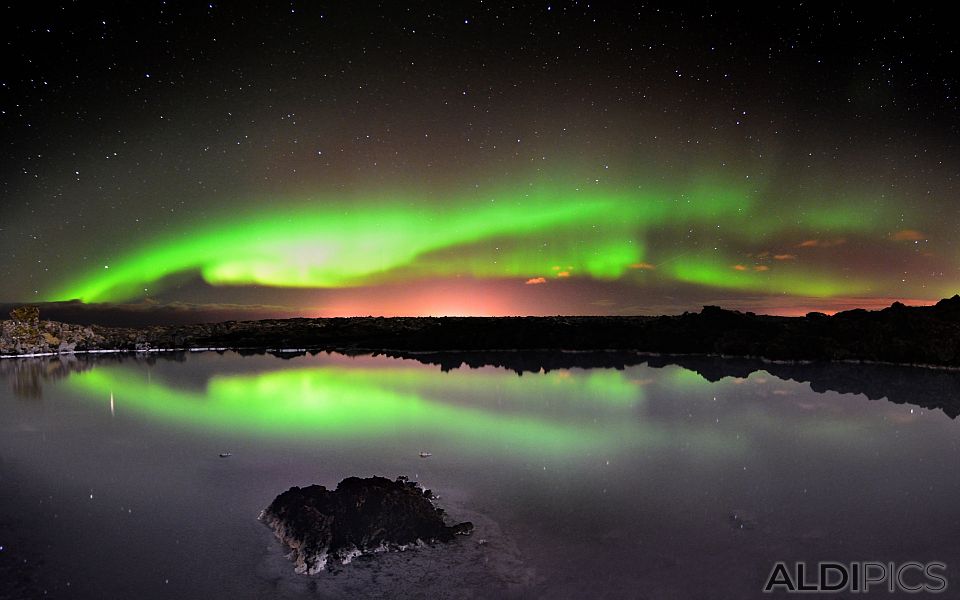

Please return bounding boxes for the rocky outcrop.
[0,318,106,356]
[1,307,104,355]
[3,306,42,354]
[260,476,473,574]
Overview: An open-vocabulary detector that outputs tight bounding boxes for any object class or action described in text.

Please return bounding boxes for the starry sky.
[2,2,959,321]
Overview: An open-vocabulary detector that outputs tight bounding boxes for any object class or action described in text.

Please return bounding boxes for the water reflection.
[62,358,691,456]
[0,352,186,399]
[3,350,960,599]
[0,354,93,399]
[388,350,960,418]
[4,350,960,420]
[648,355,960,418]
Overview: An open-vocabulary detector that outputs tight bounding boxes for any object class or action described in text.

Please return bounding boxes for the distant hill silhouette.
[2,296,960,369]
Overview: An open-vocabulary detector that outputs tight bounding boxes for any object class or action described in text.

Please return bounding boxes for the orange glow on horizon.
[310,294,943,318]
[299,277,945,319]
[890,229,926,241]
[311,281,521,317]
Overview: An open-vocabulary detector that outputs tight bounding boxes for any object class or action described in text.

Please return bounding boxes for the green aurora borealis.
[4,3,959,317]
[45,176,935,310]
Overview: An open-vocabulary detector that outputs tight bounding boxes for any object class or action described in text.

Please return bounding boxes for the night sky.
[3,2,959,320]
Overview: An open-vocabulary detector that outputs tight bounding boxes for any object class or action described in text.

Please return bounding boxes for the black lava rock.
[260,476,473,574]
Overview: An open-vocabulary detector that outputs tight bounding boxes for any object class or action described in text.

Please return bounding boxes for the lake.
[2,351,960,599]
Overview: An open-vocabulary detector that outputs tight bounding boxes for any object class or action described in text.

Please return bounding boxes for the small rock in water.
[729,509,757,530]
[260,475,473,574]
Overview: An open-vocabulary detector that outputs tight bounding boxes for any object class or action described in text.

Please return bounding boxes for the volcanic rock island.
[260,476,473,574]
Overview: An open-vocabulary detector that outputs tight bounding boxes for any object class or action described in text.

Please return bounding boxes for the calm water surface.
[2,351,960,599]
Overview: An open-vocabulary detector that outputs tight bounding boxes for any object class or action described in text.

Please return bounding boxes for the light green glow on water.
[65,360,747,456]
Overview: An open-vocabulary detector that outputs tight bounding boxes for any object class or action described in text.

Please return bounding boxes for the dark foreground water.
[2,351,960,599]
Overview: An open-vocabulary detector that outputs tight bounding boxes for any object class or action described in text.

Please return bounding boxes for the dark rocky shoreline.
[3,296,960,367]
